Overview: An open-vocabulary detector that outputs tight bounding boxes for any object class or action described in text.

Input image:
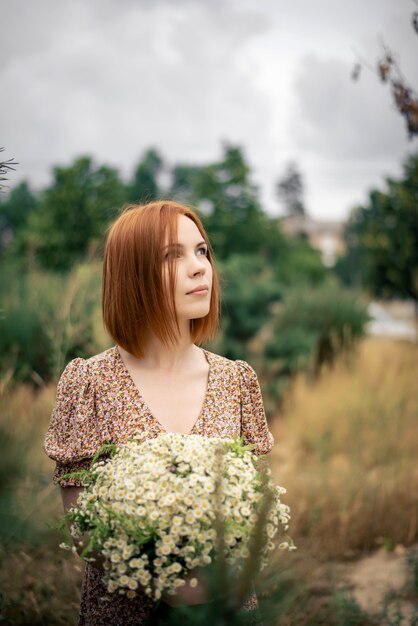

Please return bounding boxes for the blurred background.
[1,0,418,624]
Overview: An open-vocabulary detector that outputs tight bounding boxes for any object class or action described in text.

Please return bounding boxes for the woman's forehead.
[164,215,203,245]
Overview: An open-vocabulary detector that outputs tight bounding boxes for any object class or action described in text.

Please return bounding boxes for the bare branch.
[351,13,418,140]
[0,147,18,190]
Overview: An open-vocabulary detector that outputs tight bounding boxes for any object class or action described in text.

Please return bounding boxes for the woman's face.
[162,215,213,322]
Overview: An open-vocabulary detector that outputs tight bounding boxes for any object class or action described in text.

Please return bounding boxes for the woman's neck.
[118,324,199,372]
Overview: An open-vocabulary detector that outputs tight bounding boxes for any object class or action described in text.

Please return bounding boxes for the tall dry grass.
[0,381,83,625]
[1,335,417,624]
[270,336,418,559]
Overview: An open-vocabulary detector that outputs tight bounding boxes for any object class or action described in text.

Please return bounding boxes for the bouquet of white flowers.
[60,434,295,602]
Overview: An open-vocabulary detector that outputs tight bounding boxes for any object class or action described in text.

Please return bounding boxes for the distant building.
[279,215,346,267]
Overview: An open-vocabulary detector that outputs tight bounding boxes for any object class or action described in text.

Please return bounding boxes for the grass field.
[270,335,418,559]
[1,335,417,624]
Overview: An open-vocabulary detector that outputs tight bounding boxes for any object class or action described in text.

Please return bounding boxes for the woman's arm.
[60,485,84,513]
[60,486,105,572]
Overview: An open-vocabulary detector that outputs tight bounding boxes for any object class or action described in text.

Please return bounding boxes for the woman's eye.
[164,251,180,260]
[164,247,207,260]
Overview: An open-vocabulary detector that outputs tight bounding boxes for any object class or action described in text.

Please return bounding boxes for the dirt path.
[337,544,418,623]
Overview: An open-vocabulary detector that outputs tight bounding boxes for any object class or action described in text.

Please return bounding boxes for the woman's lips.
[187,288,209,295]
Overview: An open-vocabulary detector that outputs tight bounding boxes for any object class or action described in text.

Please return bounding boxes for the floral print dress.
[44,346,274,626]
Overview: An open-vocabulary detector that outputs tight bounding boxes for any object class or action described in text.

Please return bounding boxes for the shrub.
[251,279,371,413]
[0,259,105,384]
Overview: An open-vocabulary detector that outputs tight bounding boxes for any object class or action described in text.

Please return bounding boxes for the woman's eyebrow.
[163,240,207,250]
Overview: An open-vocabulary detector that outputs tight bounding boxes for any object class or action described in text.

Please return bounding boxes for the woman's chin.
[181,306,211,320]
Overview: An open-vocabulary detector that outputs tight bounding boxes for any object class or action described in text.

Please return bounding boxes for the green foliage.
[19,156,126,270]
[0,425,29,544]
[0,260,52,382]
[127,148,163,203]
[273,234,326,286]
[90,442,118,465]
[202,145,268,259]
[225,436,256,457]
[336,152,418,306]
[407,548,418,595]
[0,144,369,396]
[331,589,371,626]
[59,442,119,487]
[0,258,103,384]
[216,253,284,360]
[266,326,318,376]
[272,281,369,372]
[149,565,302,626]
[0,396,48,547]
[380,596,418,626]
[252,280,370,412]
[0,182,37,255]
[170,143,279,260]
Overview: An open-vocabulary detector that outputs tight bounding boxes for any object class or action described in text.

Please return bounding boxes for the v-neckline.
[114,345,213,436]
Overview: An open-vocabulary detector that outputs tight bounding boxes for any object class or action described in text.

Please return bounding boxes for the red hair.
[102,200,221,358]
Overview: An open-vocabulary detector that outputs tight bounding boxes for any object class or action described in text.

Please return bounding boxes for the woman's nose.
[189,254,206,275]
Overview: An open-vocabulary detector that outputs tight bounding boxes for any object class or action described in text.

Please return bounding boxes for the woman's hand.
[60,486,107,573]
[161,567,209,607]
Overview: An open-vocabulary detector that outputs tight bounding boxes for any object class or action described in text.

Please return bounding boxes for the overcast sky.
[1,0,417,219]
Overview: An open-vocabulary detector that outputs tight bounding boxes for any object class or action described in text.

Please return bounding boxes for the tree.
[19,156,126,270]
[128,148,163,203]
[340,152,418,314]
[275,162,306,217]
[169,143,278,260]
[216,253,284,360]
[203,144,271,258]
[0,182,37,255]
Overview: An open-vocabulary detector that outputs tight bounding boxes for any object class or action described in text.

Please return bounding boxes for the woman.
[44,200,274,625]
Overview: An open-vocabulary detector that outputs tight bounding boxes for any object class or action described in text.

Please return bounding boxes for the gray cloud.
[1,1,273,188]
[291,54,409,160]
[1,0,417,219]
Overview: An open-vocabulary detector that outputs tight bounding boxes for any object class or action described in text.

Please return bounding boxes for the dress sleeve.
[235,359,274,457]
[44,357,101,488]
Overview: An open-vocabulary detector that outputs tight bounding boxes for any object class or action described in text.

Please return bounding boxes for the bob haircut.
[102,200,221,358]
